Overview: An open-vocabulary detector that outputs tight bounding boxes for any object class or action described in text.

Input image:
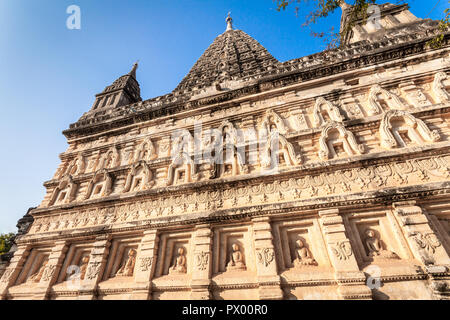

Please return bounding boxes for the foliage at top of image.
[429,4,450,49]
[274,0,448,49]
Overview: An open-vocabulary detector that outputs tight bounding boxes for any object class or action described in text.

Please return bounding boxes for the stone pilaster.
[77,235,111,300]
[0,245,31,300]
[392,201,450,299]
[318,209,372,300]
[252,217,283,300]
[131,230,159,300]
[33,241,68,300]
[190,224,212,300]
[392,201,450,266]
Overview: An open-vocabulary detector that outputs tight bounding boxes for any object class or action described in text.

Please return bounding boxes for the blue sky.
[0,0,446,234]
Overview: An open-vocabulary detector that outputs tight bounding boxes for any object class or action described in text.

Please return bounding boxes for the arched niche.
[379,110,441,149]
[66,153,86,176]
[101,146,121,170]
[368,84,407,115]
[318,122,365,160]
[262,130,302,168]
[213,120,248,177]
[166,151,197,186]
[134,138,157,163]
[313,97,344,128]
[48,176,78,206]
[122,160,154,193]
[259,109,289,136]
[84,169,113,200]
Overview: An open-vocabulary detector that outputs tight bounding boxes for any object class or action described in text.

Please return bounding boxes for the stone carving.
[262,128,302,168]
[411,232,442,255]
[368,84,407,115]
[27,259,48,283]
[432,72,450,104]
[211,121,248,177]
[48,176,78,206]
[313,97,345,127]
[194,252,209,271]
[331,242,353,261]
[166,144,198,186]
[1,269,13,283]
[41,264,57,282]
[293,239,318,267]
[139,257,153,272]
[379,110,441,149]
[123,161,154,193]
[256,248,275,267]
[319,122,364,160]
[84,169,113,200]
[260,109,289,135]
[134,138,157,162]
[226,243,246,271]
[30,154,450,234]
[79,256,90,280]
[115,249,137,277]
[170,247,187,274]
[87,152,102,173]
[86,262,101,280]
[67,153,86,176]
[101,146,121,169]
[364,229,399,260]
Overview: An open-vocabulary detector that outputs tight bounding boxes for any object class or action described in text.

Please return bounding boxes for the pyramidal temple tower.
[1,3,450,300]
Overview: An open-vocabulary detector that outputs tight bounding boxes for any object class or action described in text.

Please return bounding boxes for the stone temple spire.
[129,61,139,78]
[226,12,233,32]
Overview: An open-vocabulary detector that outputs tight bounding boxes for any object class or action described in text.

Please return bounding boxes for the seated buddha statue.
[27,259,49,283]
[226,243,246,271]
[365,229,399,260]
[115,249,137,277]
[293,239,318,267]
[169,247,187,274]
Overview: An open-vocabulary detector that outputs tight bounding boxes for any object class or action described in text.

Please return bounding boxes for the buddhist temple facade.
[1,2,450,300]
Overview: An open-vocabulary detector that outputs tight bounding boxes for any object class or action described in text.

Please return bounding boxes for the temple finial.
[226,12,233,31]
[130,60,139,77]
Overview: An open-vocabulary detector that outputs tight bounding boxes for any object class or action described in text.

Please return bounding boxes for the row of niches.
[8,211,443,293]
[54,106,444,187]
[39,152,450,214]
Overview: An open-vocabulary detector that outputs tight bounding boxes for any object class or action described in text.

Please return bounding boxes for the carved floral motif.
[256,248,275,267]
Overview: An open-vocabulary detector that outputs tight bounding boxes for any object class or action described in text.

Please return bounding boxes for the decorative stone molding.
[29,153,450,234]
[392,202,450,267]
